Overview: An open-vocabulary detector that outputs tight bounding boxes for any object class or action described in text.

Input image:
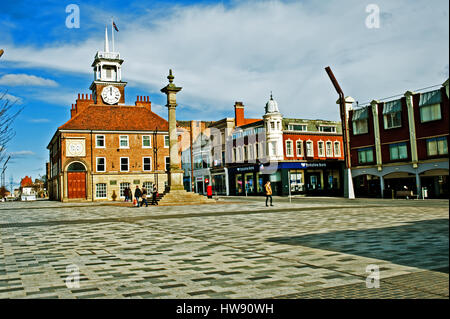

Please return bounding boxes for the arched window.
[67,162,86,172]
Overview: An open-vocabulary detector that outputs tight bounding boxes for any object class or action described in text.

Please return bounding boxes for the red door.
[68,172,86,199]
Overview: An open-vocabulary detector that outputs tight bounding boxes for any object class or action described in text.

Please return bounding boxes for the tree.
[0,91,23,165]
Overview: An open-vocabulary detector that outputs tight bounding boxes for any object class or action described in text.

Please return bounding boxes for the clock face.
[68,141,84,156]
[101,85,121,105]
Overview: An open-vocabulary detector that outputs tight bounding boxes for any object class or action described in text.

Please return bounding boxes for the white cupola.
[263,92,283,161]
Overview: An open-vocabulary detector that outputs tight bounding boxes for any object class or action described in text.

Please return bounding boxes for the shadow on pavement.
[268,219,449,273]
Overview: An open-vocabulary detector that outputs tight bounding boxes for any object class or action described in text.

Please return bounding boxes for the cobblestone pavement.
[0,197,448,299]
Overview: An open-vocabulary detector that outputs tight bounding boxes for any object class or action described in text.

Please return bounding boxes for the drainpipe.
[325,66,355,199]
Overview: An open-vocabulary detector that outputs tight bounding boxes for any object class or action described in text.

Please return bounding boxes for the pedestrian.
[151,184,158,205]
[265,181,273,207]
[128,187,133,202]
[206,184,212,199]
[134,185,142,207]
[124,187,129,202]
[140,186,148,207]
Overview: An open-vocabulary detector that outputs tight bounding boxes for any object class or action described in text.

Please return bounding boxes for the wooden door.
[68,172,86,199]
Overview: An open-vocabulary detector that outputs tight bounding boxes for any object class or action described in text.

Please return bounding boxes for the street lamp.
[153,126,159,191]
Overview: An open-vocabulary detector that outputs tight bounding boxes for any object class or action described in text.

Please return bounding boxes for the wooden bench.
[396,190,419,199]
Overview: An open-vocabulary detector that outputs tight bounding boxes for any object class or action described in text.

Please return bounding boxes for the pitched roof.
[59,104,168,131]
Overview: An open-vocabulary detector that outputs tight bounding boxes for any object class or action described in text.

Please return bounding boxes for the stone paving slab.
[0,198,448,299]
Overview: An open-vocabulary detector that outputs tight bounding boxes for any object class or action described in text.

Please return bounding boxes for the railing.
[95,51,120,60]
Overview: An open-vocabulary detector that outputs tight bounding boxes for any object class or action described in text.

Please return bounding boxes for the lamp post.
[325,66,355,199]
[153,126,158,191]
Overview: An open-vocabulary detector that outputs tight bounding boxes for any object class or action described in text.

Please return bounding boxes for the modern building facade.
[349,79,449,199]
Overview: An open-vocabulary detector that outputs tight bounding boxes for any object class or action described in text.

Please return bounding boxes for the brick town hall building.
[47,31,173,202]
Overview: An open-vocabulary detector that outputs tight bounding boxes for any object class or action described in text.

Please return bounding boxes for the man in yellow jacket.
[265,181,273,207]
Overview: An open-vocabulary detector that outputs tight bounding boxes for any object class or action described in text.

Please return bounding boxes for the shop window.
[119,182,130,198]
[389,143,408,161]
[95,183,106,198]
[235,175,243,194]
[427,137,448,156]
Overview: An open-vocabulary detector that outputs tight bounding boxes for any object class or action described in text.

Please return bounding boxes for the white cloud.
[0,74,58,87]
[2,0,449,120]
[9,150,36,158]
[29,118,51,123]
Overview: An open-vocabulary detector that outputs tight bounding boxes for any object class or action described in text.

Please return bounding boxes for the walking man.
[124,187,129,202]
[151,184,158,205]
[134,185,142,207]
[265,181,273,207]
[140,186,148,207]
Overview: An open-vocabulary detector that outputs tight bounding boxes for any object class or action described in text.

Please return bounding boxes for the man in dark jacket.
[140,186,148,207]
[134,186,142,207]
[151,184,158,205]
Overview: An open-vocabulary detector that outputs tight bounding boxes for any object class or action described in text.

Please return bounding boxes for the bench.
[396,190,419,199]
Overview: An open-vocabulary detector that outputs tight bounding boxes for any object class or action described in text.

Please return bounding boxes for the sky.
[0,0,448,189]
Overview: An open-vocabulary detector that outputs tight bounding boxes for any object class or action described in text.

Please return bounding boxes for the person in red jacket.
[206,184,213,199]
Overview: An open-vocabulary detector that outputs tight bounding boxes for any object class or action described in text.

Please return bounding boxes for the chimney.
[135,95,152,111]
[234,102,245,127]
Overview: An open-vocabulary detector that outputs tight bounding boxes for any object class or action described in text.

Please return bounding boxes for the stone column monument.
[161,69,184,191]
[159,70,214,205]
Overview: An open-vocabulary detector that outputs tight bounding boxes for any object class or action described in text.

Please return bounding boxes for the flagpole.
[111,17,115,52]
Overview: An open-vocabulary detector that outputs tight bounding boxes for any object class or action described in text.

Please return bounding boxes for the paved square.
[0,197,448,299]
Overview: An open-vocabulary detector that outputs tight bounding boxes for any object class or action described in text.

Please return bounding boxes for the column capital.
[404,90,415,97]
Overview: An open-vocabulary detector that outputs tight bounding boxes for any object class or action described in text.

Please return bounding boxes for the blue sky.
[0,0,448,189]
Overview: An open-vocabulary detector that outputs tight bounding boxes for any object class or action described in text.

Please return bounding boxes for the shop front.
[279,162,343,197]
[227,161,343,197]
[210,168,229,195]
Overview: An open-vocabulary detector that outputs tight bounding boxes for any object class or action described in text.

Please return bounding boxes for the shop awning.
[419,89,442,107]
[352,107,369,121]
[382,99,402,114]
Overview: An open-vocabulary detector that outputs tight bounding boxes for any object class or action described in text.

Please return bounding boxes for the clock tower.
[89,26,127,105]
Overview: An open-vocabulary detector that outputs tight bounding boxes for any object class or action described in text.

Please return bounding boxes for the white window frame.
[306,140,314,157]
[95,135,105,148]
[142,135,152,148]
[96,157,106,172]
[119,135,129,149]
[95,183,107,199]
[317,141,325,157]
[296,140,303,157]
[120,157,129,172]
[143,157,152,171]
[319,125,337,133]
[285,139,294,157]
[334,141,341,157]
[288,124,307,132]
[164,135,170,148]
[326,141,333,157]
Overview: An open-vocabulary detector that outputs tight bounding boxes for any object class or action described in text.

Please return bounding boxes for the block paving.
[0,197,448,299]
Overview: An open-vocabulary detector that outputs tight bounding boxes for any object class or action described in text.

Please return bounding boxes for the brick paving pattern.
[0,197,448,299]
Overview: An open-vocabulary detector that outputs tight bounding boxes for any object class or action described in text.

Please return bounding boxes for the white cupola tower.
[89,25,127,105]
[263,93,284,161]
